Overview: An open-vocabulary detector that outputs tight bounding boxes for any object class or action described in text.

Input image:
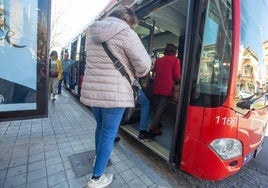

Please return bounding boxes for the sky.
[241,0,268,76]
[242,1,268,47]
[51,0,111,52]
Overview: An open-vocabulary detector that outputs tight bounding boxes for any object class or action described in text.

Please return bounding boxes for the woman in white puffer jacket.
[81,7,151,188]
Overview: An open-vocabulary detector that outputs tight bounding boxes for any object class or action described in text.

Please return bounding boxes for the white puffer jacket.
[80,17,151,108]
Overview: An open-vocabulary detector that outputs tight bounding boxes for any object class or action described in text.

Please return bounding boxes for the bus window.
[135,23,153,52]
[191,0,232,107]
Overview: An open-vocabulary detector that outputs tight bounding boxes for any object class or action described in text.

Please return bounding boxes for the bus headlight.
[210,138,242,160]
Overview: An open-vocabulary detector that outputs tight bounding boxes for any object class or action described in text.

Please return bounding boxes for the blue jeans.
[58,72,71,93]
[137,90,150,131]
[91,107,125,176]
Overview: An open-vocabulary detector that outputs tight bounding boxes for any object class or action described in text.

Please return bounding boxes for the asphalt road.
[249,136,268,176]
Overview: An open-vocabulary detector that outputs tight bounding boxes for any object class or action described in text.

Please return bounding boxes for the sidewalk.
[0,90,173,188]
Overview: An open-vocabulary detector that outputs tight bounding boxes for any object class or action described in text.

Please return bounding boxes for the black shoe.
[114,136,120,143]
[149,125,162,135]
[158,122,163,128]
[138,130,156,140]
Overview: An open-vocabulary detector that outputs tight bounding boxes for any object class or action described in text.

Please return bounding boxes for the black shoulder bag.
[102,42,141,122]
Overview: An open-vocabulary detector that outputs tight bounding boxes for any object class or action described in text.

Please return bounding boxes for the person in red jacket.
[150,43,181,135]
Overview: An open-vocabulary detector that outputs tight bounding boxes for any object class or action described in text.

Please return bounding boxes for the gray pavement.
[0,90,173,188]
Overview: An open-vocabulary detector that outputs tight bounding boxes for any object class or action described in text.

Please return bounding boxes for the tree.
[50,0,70,51]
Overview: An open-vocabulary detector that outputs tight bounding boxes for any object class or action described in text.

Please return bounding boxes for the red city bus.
[64,0,268,181]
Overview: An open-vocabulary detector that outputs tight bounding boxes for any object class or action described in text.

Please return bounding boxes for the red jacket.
[153,55,181,96]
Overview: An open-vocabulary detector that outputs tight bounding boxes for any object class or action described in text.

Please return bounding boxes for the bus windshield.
[192,0,232,107]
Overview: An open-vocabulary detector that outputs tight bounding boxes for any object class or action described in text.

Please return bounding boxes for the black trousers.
[152,95,169,127]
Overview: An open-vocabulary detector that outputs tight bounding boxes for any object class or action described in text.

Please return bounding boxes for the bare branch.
[50,0,71,50]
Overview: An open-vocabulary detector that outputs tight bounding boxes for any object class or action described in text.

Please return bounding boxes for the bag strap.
[101,42,132,84]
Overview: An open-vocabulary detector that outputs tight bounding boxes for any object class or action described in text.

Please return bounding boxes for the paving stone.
[26,177,47,188]
[9,156,28,167]
[27,168,47,183]
[0,169,7,188]
[68,177,87,188]
[28,160,46,172]
[47,163,65,176]
[0,160,10,171]
[4,173,27,187]
[113,161,129,173]
[128,178,147,188]
[46,156,62,166]
[47,170,67,187]
[139,174,154,186]
[120,169,137,182]
[109,174,127,188]
[49,181,69,188]
[45,149,61,159]
[28,152,45,163]
[6,165,27,178]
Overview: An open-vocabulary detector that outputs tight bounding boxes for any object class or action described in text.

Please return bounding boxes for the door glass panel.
[191,0,232,107]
